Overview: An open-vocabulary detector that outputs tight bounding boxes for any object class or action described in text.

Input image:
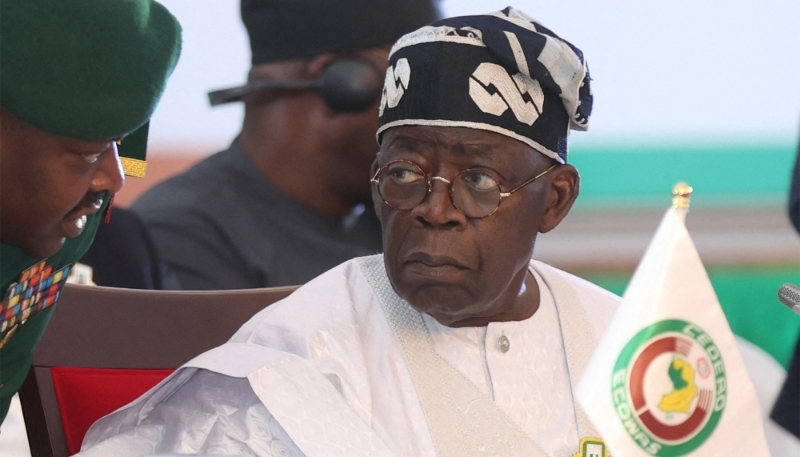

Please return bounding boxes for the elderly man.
[131,0,438,290]
[0,0,181,424]
[79,9,617,457]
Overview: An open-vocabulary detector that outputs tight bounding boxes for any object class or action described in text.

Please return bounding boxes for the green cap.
[0,0,182,176]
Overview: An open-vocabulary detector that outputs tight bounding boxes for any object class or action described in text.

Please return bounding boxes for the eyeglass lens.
[376,161,503,218]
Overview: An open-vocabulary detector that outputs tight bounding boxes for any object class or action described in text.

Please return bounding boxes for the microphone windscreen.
[778,283,800,311]
[319,59,383,113]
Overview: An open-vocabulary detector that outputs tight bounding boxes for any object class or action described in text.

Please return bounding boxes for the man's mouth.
[404,252,470,277]
[60,192,108,238]
[64,192,107,219]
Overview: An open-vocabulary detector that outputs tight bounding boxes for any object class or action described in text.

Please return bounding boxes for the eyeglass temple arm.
[499,164,558,198]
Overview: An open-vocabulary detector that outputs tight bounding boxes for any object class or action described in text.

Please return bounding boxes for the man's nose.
[411,178,467,228]
[89,143,125,195]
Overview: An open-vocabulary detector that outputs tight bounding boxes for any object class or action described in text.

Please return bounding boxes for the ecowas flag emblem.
[578,186,770,456]
[612,319,726,456]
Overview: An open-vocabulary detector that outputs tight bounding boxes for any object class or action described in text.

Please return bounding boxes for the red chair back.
[51,367,174,454]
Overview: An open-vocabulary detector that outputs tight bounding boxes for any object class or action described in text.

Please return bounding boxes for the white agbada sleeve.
[79,260,405,457]
[78,369,302,457]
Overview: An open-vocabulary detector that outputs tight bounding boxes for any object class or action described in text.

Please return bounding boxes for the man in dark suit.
[132,0,440,290]
[771,139,800,438]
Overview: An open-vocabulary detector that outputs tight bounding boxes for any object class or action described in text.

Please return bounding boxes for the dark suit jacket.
[770,142,800,438]
[78,207,180,290]
[790,146,800,234]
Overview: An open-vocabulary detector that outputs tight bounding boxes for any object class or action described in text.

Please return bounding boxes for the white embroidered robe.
[78,255,619,457]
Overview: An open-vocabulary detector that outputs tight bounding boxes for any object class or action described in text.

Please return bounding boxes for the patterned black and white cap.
[377,7,592,163]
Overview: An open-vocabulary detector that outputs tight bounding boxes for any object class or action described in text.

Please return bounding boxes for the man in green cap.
[0,0,182,424]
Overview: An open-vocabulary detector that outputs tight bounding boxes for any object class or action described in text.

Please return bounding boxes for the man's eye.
[76,142,116,164]
[461,170,497,191]
[387,166,424,184]
[81,152,103,164]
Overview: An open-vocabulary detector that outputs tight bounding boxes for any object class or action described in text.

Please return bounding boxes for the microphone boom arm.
[208,79,318,106]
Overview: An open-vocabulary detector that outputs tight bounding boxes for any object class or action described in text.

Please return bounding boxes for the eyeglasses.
[371,160,557,219]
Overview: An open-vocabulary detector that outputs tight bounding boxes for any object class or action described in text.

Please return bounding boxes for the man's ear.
[539,164,580,233]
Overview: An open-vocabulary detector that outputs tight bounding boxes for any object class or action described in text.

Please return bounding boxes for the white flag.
[577,205,771,456]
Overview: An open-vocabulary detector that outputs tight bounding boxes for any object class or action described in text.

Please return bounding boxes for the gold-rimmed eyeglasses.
[371,160,556,219]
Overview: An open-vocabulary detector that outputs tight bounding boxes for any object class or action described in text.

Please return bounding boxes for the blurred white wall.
[149,0,800,154]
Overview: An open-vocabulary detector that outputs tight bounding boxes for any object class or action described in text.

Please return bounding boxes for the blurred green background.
[569,140,796,209]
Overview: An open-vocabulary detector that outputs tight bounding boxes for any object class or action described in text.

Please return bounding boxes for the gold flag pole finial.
[672,182,693,210]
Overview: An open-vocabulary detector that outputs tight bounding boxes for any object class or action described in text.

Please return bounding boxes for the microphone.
[207,58,383,113]
[778,283,800,316]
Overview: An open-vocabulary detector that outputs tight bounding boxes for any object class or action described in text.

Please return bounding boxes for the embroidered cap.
[0,0,182,177]
[377,7,593,163]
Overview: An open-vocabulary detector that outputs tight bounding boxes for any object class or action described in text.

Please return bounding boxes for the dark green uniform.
[0,203,107,422]
[0,0,181,425]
